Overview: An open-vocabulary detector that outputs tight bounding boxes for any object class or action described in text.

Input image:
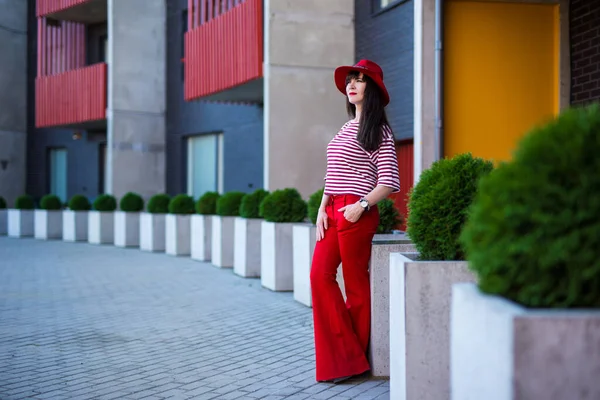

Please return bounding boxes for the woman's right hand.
[316,208,329,241]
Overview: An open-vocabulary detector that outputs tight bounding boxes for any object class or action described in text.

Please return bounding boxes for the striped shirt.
[324,121,401,197]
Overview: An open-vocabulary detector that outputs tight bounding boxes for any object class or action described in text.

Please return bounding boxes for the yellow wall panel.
[443,1,559,162]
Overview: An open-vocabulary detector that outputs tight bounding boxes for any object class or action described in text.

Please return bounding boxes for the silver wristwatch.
[359,197,370,211]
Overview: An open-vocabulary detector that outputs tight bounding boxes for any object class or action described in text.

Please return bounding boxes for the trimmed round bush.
[0,196,6,209]
[119,192,144,212]
[15,195,35,210]
[406,153,493,261]
[307,188,324,225]
[461,104,600,308]
[93,194,117,212]
[377,198,403,234]
[216,191,245,216]
[196,192,220,215]
[68,194,91,211]
[147,194,170,214]
[40,194,62,210]
[239,189,270,219]
[260,188,307,223]
[168,194,195,214]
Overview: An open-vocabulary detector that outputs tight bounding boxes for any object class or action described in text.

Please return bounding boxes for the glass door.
[49,148,68,202]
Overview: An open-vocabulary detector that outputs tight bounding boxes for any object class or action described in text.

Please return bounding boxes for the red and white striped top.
[324,121,401,197]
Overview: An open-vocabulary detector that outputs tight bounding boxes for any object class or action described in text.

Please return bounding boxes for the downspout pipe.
[434,0,443,161]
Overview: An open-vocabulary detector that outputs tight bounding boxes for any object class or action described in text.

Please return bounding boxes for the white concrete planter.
[292,224,316,307]
[7,209,34,237]
[261,221,294,291]
[211,215,235,268]
[114,211,140,248]
[88,211,114,244]
[389,253,476,400]
[233,217,262,278]
[451,283,600,400]
[191,214,212,262]
[0,209,7,235]
[140,212,166,252]
[34,210,63,240]
[63,210,88,242]
[165,214,191,256]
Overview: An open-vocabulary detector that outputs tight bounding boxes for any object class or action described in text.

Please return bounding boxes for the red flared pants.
[310,194,379,382]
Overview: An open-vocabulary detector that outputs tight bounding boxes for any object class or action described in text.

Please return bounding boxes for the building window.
[372,0,405,14]
[48,148,68,203]
[187,133,224,198]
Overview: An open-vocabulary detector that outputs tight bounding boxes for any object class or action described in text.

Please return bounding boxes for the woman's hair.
[345,71,391,152]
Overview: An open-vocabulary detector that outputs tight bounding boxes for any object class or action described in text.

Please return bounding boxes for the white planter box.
[88,211,114,244]
[63,210,88,242]
[165,214,191,256]
[114,211,140,248]
[211,216,235,268]
[191,214,212,262]
[389,253,476,400]
[0,209,7,235]
[34,210,63,240]
[8,209,34,237]
[292,224,316,307]
[234,217,262,278]
[451,283,600,400]
[261,221,294,291]
[140,212,166,252]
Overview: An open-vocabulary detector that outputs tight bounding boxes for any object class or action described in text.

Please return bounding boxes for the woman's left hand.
[338,202,365,223]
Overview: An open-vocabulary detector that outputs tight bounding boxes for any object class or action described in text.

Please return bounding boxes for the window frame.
[371,0,408,16]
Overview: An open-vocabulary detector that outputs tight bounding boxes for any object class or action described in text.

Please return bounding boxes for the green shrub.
[377,198,403,234]
[0,196,6,209]
[147,194,170,214]
[215,191,245,216]
[307,188,324,225]
[196,192,220,215]
[461,104,600,308]
[40,194,62,210]
[119,192,144,212]
[406,153,493,261]
[239,189,270,219]
[15,195,35,210]
[93,194,117,212]
[68,194,91,211]
[169,194,195,214]
[260,188,307,223]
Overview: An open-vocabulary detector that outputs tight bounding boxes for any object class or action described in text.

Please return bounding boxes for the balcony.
[35,63,107,129]
[37,0,107,24]
[184,0,263,103]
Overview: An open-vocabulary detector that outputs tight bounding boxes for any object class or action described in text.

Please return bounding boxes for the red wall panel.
[37,0,91,17]
[184,0,263,101]
[389,140,414,231]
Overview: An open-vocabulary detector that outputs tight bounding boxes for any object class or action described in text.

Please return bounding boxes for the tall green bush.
[406,153,493,261]
[147,194,170,214]
[307,188,324,225]
[169,194,195,214]
[196,192,220,215]
[0,196,6,209]
[239,189,269,219]
[40,194,62,210]
[461,104,600,308]
[93,194,117,212]
[216,192,245,216]
[15,195,35,210]
[260,188,307,223]
[68,194,91,211]
[119,192,144,212]
[377,198,403,234]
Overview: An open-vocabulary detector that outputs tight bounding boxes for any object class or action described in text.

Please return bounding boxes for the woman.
[310,59,400,383]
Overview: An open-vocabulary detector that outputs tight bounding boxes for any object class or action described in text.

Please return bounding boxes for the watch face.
[360,200,368,208]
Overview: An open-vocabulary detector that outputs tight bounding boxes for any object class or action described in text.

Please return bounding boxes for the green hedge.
[15,195,35,210]
[215,191,245,217]
[196,192,220,215]
[307,188,324,225]
[260,188,307,223]
[119,192,144,212]
[239,189,269,219]
[461,104,600,308]
[169,194,195,214]
[93,194,117,212]
[406,153,493,261]
[377,198,403,234]
[147,194,170,214]
[40,194,62,210]
[68,195,91,211]
[0,196,6,209]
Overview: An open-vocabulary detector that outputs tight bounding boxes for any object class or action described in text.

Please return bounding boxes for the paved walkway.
[0,238,390,400]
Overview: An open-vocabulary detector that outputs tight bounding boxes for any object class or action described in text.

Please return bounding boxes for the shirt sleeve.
[375,126,401,193]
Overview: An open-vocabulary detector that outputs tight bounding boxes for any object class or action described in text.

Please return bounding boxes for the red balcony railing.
[35,63,107,128]
[184,0,263,101]
[37,0,92,17]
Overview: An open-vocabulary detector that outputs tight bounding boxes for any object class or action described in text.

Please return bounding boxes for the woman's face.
[346,73,367,105]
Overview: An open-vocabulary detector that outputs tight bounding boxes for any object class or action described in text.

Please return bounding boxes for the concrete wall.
[263,0,354,198]
[107,0,166,199]
[0,0,28,206]
[165,0,264,196]
[355,0,413,141]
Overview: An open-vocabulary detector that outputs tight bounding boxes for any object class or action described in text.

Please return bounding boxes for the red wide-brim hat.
[334,59,390,106]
